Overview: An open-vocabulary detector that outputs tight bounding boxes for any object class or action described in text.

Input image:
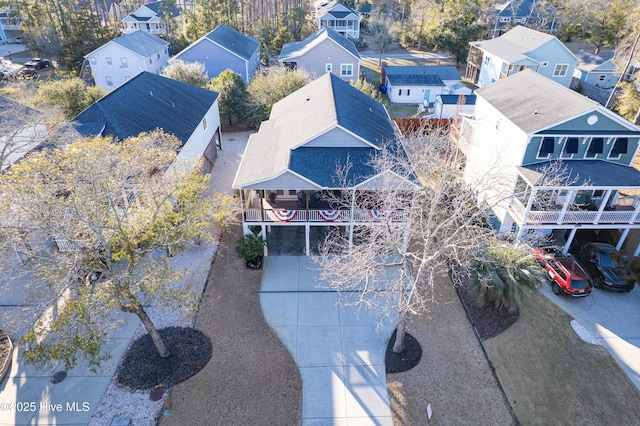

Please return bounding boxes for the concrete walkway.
[538,282,640,391]
[260,256,397,425]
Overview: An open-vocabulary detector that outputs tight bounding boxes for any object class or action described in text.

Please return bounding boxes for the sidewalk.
[260,256,397,425]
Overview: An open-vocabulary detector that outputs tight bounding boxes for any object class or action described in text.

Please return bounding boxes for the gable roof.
[144,1,180,18]
[233,73,401,188]
[0,96,42,128]
[87,30,168,58]
[494,0,542,17]
[203,24,260,62]
[385,66,461,86]
[471,25,565,64]
[73,72,218,145]
[574,51,618,73]
[279,27,360,61]
[475,69,600,134]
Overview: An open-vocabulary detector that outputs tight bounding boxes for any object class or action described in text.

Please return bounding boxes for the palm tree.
[466,240,546,312]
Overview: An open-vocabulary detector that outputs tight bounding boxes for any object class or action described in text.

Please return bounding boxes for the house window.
[407,89,410,96]
[398,89,402,96]
[106,57,112,65]
[553,64,569,77]
[563,137,579,155]
[90,57,97,65]
[484,56,490,65]
[499,17,511,22]
[157,53,160,60]
[326,63,332,73]
[340,63,353,76]
[120,57,128,68]
[598,74,606,82]
[609,137,628,158]
[520,18,527,23]
[586,137,604,157]
[202,117,208,130]
[105,76,113,86]
[538,137,554,158]
[149,58,153,64]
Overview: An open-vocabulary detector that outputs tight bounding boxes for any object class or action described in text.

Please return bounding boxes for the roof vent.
[306,96,311,101]
[533,109,538,115]
[150,90,153,96]
[369,107,372,112]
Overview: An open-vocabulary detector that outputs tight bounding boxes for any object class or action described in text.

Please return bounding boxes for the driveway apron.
[260,256,397,425]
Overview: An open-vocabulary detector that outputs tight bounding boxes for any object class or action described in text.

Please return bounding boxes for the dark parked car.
[24,58,50,70]
[572,242,635,292]
[534,248,592,297]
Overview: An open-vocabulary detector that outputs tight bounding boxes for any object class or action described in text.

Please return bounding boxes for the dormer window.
[538,137,554,158]
[586,137,603,158]
[563,137,579,157]
[609,137,628,158]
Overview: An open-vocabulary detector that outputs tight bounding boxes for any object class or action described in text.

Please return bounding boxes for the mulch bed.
[385,329,422,374]
[455,284,519,341]
[115,327,212,391]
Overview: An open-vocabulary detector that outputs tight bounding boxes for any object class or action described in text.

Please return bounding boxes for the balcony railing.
[243,208,409,223]
[523,209,640,225]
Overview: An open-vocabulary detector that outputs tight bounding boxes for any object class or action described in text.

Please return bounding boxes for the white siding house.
[121,1,180,36]
[384,66,470,104]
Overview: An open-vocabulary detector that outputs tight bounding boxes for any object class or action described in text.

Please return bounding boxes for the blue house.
[73,72,222,174]
[172,24,260,84]
[571,51,620,105]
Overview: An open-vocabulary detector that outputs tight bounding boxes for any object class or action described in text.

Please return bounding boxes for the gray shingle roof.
[279,27,360,61]
[0,96,42,128]
[233,73,402,188]
[111,30,169,57]
[145,1,180,18]
[73,72,218,145]
[205,24,260,62]
[474,69,599,133]
[519,160,640,188]
[574,51,617,73]
[471,25,557,63]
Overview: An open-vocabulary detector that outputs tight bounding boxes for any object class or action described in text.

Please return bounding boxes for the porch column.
[522,188,536,225]
[557,189,574,225]
[260,190,265,222]
[634,242,640,257]
[630,201,640,224]
[562,228,577,255]
[305,225,310,256]
[348,224,354,254]
[594,190,613,224]
[616,228,630,251]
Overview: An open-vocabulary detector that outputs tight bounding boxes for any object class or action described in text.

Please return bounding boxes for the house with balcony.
[279,27,360,82]
[455,69,640,255]
[465,25,577,88]
[84,30,170,92]
[172,24,260,84]
[121,1,180,35]
[232,73,418,256]
[0,8,21,44]
[314,1,361,40]
[485,0,560,39]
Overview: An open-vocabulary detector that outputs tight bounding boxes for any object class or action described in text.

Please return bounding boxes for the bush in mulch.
[115,327,212,391]
[385,329,422,374]
[456,284,519,341]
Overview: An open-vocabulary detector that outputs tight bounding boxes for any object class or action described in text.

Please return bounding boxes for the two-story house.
[84,30,170,92]
[455,69,640,255]
[121,1,180,35]
[232,73,418,256]
[73,72,221,174]
[172,24,260,84]
[486,0,560,39]
[314,1,361,40]
[466,25,577,88]
[279,27,361,82]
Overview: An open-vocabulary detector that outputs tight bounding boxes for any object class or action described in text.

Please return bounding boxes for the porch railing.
[525,209,640,225]
[243,208,409,223]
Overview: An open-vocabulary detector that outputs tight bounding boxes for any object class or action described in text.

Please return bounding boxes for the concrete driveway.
[538,282,640,391]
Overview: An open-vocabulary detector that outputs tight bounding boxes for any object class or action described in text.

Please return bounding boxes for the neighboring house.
[73,72,221,174]
[570,51,620,105]
[172,24,260,84]
[84,30,170,92]
[314,1,361,40]
[121,1,180,35]
[384,66,471,104]
[466,25,578,88]
[232,73,418,256]
[486,0,560,39]
[454,69,640,255]
[279,27,361,82]
[0,96,46,171]
[0,8,21,45]
[434,94,476,119]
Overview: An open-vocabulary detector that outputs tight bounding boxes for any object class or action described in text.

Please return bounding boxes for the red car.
[533,248,592,297]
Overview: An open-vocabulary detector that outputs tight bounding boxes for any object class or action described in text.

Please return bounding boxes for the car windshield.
[599,254,625,268]
[570,279,590,289]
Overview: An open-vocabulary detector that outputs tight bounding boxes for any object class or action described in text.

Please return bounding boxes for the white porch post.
[594,190,612,224]
[305,225,310,256]
[634,242,640,257]
[348,224,354,254]
[616,228,630,252]
[557,189,574,225]
[523,188,536,225]
[563,228,577,255]
[630,201,640,223]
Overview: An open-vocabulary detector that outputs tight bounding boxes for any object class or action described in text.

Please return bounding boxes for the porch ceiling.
[518,160,640,188]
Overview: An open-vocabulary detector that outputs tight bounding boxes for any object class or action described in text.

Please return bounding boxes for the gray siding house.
[279,27,360,82]
[172,24,260,84]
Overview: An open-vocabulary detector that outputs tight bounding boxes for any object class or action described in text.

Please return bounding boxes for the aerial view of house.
[73,71,221,174]
[172,24,260,84]
[121,0,180,35]
[84,30,170,91]
[455,69,640,254]
[232,72,418,255]
[279,27,361,82]
[466,25,578,88]
[383,65,470,104]
[313,1,361,39]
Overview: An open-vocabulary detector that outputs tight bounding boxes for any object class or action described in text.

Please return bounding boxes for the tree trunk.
[135,305,170,358]
[392,317,406,353]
